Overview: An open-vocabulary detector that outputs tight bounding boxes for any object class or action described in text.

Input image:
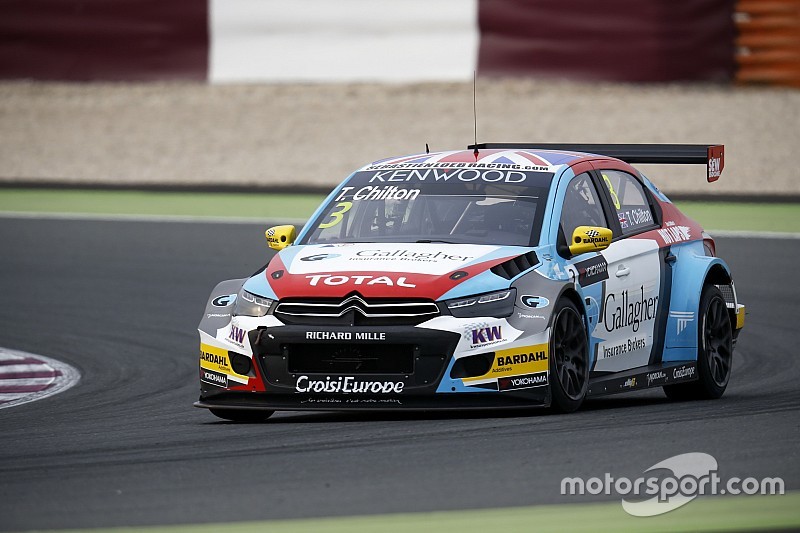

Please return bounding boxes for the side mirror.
[265,225,296,251]
[569,226,613,256]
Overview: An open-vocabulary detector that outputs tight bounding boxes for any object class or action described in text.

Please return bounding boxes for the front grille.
[716,284,737,308]
[286,343,414,374]
[274,294,440,326]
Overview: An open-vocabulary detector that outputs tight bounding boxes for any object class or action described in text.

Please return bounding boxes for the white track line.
[0,347,80,410]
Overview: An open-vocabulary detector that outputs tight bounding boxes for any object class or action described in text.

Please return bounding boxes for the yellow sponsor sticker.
[463,343,549,383]
[199,343,247,378]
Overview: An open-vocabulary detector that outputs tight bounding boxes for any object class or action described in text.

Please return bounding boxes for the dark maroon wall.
[0,0,208,81]
[478,0,737,82]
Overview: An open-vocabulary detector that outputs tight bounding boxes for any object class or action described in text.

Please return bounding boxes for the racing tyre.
[549,299,589,413]
[664,285,733,401]
[209,408,274,422]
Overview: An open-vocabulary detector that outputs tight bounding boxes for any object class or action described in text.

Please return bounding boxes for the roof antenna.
[425,143,430,154]
[472,70,479,160]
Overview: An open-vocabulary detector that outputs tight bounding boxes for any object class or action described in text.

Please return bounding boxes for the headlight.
[445,288,516,318]
[232,289,274,317]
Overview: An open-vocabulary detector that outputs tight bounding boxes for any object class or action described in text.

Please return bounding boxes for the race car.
[195,143,745,421]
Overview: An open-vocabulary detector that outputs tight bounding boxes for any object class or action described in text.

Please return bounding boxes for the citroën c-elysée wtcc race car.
[195,143,744,421]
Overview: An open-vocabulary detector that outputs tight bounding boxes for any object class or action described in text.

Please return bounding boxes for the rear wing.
[468,143,725,182]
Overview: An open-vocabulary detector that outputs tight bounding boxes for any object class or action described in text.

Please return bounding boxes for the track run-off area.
[0,204,798,532]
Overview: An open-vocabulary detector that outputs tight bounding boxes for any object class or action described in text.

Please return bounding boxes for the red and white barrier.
[0,0,736,83]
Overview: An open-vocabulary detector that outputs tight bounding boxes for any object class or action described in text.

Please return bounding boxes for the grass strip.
[0,189,325,220]
[677,201,800,233]
[44,492,800,533]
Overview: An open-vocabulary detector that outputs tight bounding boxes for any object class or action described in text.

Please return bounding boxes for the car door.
[590,166,664,373]
[557,172,613,356]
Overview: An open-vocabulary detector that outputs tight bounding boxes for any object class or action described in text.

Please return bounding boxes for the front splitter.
[195,389,550,412]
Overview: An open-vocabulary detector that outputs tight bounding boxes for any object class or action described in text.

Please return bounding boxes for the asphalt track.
[0,218,797,531]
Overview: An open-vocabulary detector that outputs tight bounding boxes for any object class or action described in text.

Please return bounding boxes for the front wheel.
[664,285,733,401]
[549,299,589,413]
[209,408,274,422]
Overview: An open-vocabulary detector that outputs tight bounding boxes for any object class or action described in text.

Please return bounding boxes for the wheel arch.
[557,285,590,330]
[663,247,733,359]
[705,263,733,286]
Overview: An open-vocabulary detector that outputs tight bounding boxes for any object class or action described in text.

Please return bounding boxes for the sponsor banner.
[644,216,702,248]
[603,285,659,334]
[287,243,503,275]
[295,375,404,394]
[520,295,549,309]
[212,294,237,307]
[463,343,549,383]
[657,224,693,245]
[417,316,526,351]
[462,321,512,350]
[588,362,697,396]
[577,227,611,248]
[708,146,724,181]
[215,315,265,356]
[359,166,554,181]
[597,335,649,361]
[305,331,387,342]
[622,376,639,389]
[498,371,548,391]
[573,256,609,287]
[645,369,668,387]
[467,323,503,348]
[227,324,247,347]
[199,343,248,383]
[516,312,547,320]
[300,398,403,406]
[200,368,228,388]
[267,253,519,300]
[304,273,417,288]
[672,363,697,381]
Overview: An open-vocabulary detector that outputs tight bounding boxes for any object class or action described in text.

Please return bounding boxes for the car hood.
[258,243,529,300]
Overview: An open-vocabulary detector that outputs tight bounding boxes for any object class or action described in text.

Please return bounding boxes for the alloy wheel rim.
[553,307,588,400]
[704,295,733,387]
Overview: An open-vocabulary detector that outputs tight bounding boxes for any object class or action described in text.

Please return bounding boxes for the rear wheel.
[550,299,589,413]
[209,408,274,422]
[664,285,733,400]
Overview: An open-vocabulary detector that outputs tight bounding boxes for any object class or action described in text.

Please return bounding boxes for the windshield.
[301,166,553,247]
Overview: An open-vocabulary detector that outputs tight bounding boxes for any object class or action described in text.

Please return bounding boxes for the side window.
[599,170,656,235]
[560,173,609,240]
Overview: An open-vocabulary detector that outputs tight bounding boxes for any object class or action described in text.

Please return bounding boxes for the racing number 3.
[318,202,353,229]
[602,174,622,210]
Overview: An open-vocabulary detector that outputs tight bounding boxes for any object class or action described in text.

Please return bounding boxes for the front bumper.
[197,323,551,410]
